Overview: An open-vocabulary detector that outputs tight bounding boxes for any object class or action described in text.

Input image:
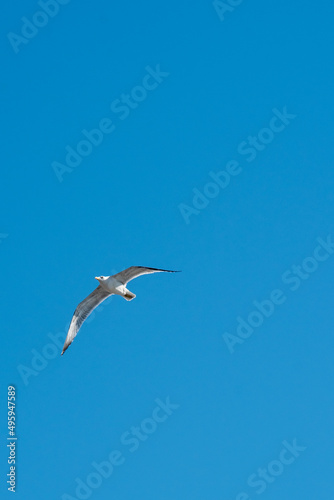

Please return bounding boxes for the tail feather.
[124,290,136,301]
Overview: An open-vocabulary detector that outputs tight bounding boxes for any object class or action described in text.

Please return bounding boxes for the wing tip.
[61,345,68,356]
[138,266,181,273]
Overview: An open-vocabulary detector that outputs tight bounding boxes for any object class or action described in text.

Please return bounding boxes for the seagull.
[61,266,179,355]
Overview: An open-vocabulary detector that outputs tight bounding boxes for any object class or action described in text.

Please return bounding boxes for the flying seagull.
[61,266,179,355]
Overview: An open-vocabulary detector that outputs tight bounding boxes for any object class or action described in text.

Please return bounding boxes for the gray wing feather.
[112,266,178,285]
[61,285,111,355]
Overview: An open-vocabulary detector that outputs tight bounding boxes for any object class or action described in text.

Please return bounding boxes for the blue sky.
[1,1,334,499]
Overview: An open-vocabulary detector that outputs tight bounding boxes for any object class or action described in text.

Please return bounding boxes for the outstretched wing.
[111,266,179,285]
[61,285,111,355]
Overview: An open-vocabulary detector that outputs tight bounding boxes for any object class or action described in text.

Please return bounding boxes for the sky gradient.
[1,1,334,499]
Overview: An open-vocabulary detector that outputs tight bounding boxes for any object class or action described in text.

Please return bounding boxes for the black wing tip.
[159,269,181,273]
[61,344,68,356]
[137,266,181,273]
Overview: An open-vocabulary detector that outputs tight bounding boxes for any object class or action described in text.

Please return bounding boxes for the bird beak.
[94,277,99,281]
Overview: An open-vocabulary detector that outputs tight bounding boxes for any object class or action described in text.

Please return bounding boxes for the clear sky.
[1,1,334,499]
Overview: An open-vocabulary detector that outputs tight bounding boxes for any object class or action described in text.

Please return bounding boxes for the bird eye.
[100,276,103,279]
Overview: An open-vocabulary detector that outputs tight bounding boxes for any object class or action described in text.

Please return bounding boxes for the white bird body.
[61,266,179,355]
[99,276,129,296]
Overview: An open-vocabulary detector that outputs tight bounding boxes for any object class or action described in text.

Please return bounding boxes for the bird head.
[95,276,106,283]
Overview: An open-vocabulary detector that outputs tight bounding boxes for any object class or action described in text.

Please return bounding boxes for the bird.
[61,266,179,355]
